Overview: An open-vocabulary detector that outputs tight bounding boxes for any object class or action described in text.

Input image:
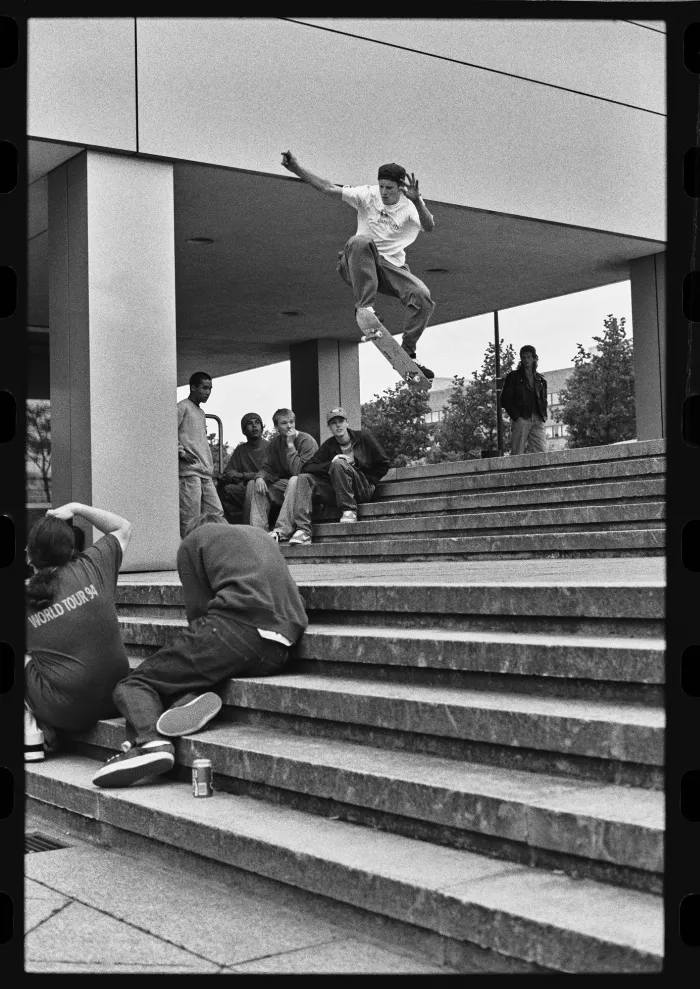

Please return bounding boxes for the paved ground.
[120,557,666,587]
[25,815,454,974]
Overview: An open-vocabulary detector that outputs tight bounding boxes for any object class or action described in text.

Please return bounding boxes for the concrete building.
[27,17,666,570]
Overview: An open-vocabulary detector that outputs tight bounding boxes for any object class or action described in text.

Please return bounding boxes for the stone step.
[377,440,664,488]
[281,528,664,563]
[312,503,665,543]
[117,560,665,639]
[25,756,663,972]
[76,719,663,891]
[360,476,665,520]
[214,674,663,767]
[120,618,665,704]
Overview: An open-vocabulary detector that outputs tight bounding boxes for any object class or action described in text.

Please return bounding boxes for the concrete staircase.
[26,440,665,973]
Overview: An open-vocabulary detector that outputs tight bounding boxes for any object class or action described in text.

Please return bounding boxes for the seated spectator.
[25,503,132,762]
[217,412,269,524]
[500,345,548,456]
[272,407,390,546]
[249,408,318,532]
[92,514,308,788]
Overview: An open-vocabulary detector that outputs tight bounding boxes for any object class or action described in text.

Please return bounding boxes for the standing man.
[92,514,308,788]
[177,372,224,537]
[218,412,269,524]
[272,407,390,546]
[281,150,436,378]
[249,408,318,532]
[500,346,549,456]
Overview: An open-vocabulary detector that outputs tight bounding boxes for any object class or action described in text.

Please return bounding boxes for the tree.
[26,400,52,502]
[360,381,432,467]
[433,340,516,460]
[554,315,635,448]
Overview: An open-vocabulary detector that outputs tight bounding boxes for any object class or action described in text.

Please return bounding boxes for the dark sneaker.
[289,529,312,545]
[92,740,175,788]
[415,362,434,379]
[156,692,223,737]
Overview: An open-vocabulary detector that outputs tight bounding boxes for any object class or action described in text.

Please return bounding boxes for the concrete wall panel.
[136,18,664,240]
[28,18,137,150]
[291,18,666,114]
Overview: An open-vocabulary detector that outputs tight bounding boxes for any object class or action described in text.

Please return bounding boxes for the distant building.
[424,367,575,451]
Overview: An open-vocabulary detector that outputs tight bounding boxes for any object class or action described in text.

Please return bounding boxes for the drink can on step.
[192,758,213,797]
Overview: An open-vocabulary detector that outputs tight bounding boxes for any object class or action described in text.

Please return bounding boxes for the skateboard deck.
[361,325,432,392]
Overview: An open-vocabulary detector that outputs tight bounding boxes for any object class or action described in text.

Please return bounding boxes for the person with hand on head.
[271,407,390,546]
[24,502,132,762]
[218,412,269,524]
[500,345,549,456]
[92,513,308,789]
[249,408,318,532]
[178,371,225,537]
[281,149,436,379]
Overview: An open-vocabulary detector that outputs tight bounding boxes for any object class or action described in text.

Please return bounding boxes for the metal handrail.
[205,413,224,474]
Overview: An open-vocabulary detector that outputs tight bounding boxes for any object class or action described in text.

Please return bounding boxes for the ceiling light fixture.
[279,309,302,316]
[425,267,449,273]
[186,237,214,245]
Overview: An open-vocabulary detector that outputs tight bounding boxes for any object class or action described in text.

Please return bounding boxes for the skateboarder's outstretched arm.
[281,150,342,198]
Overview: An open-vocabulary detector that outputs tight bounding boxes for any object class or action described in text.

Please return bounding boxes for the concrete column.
[630,252,666,440]
[289,339,361,443]
[48,151,180,570]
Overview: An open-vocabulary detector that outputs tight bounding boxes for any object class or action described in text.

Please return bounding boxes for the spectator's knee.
[330,459,352,475]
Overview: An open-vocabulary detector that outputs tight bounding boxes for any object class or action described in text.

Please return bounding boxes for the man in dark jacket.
[92,514,308,788]
[500,345,548,456]
[271,407,390,546]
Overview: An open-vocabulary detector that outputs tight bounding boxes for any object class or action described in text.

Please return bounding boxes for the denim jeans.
[249,478,289,531]
[275,461,375,538]
[337,235,435,356]
[112,614,289,745]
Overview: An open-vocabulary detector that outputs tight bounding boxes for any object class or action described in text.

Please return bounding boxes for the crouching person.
[25,503,132,762]
[272,407,390,546]
[92,514,308,788]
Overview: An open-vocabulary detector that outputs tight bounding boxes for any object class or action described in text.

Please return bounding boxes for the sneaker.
[156,692,223,737]
[24,727,45,763]
[92,740,175,788]
[415,362,435,380]
[340,510,358,523]
[289,529,312,545]
[356,307,384,340]
[270,530,282,542]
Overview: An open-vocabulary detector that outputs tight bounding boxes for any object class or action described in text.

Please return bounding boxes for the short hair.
[272,408,295,426]
[183,513,229,538]
[189,371,212,389]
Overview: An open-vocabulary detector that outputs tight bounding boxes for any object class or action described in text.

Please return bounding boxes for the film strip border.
[0,4,697,977]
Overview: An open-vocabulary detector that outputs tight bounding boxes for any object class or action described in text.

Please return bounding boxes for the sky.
[178,279,633,449]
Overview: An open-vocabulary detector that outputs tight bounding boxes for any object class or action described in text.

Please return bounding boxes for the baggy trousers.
[112,614,289,745]
[275,461,375,538]
[337,234,435,356]
[510,416,547,455]
[179,474,224,537]
[249,478,289,531]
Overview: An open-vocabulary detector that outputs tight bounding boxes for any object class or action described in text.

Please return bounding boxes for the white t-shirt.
[341,185,422,267]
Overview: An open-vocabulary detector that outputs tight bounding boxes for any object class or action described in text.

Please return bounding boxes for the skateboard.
[359,323,432,392]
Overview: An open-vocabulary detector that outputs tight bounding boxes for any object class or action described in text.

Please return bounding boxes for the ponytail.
[26,516,76,613]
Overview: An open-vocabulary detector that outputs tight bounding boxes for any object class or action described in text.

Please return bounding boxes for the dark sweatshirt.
[176,524,308,644]
[256,432,318,485]
[302,427,390,487]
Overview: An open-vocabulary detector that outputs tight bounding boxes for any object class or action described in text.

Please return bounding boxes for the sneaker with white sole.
[340,510,358,523]
[289,529,312,545]
[156,692,223,737]
[356,308,384,340]
[92,740,175,788]
[24,727,45,762]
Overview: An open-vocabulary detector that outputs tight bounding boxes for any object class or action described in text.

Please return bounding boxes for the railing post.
[205,413,224,474]
[494,311,504,456]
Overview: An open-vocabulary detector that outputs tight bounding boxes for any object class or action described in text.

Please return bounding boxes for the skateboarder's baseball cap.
[377,163,406,185]
[326,407,347,424]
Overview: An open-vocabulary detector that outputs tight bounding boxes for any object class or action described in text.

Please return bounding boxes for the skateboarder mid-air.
[281,150,437,380]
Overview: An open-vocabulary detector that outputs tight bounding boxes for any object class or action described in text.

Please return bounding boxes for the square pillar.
[48,151,180,570]
[630,252,666,440]
[289,339,361,443]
